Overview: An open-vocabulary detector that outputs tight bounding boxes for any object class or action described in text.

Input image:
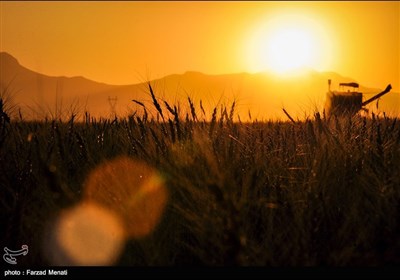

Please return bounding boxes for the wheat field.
[1,88,400,266]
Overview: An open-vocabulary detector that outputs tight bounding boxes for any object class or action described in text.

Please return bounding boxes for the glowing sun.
[266,28,315,73]
[245,13,333,75]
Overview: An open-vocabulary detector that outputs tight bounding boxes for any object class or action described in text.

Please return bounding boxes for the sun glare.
[245,12,334,75]
[266,28,315,73]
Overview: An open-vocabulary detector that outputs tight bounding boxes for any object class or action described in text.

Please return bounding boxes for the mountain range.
[1,52,398,120]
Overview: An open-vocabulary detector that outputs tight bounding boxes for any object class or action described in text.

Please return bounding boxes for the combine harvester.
[325,79,392,116]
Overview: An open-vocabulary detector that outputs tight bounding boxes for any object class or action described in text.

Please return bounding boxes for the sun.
[244,13,334,75]
[266,28,315,73]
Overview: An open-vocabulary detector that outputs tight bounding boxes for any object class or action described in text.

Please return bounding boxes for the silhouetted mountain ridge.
[1,52,398,120]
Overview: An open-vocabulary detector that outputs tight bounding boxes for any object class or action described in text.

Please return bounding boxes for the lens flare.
[45,202,126,266]
[43,156,168,265]
[83,156,168,238]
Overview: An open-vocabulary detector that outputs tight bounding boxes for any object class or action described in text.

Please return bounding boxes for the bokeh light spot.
[45,202,126,266]
[83,156,168,238]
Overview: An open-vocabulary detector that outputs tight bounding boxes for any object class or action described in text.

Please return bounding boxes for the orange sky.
[0,1,399,91]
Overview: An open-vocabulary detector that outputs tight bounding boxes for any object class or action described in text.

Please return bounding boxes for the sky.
[0,1,399,91]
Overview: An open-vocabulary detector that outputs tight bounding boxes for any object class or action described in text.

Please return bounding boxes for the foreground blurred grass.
[1,93,400,265]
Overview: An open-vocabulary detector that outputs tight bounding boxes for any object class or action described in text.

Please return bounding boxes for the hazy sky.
[1,1,399,91]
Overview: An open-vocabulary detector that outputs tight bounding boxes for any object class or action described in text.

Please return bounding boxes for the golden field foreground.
[1,96,400,266]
